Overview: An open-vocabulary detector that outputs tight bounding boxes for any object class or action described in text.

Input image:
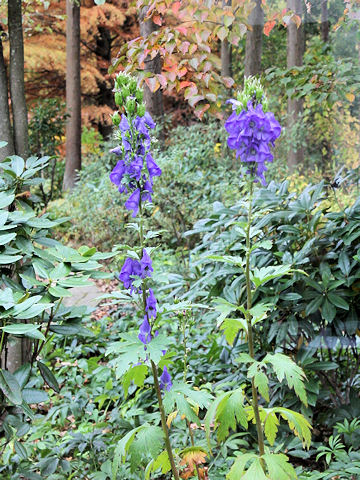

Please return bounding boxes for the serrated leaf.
[264,353,307,406]
[221,318,247,344]
[122,364,148,397]
[263,453,297,479]
[275,407,312,447]
[215,389,248,441]
[254,371,269,402]
[227,453,258,479]
[264,411,280,446]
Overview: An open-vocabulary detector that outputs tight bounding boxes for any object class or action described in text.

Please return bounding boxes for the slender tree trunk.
[221,0,232,77]
[8,0,28,158]
[287,0,304,170]
[139,8,164,118]
[63,0,81,191]
[0,33,14,159]
[321,0,329,43]
[244,0,264,77]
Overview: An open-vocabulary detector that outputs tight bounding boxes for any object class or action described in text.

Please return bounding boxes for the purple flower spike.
[109,160,126,186]
[138,316,152,345]
[125,188,141,217]
[224,100,281,185]
[141,249,153,278]
[146,288,157,319]
[146,154,162,182]
[160,366,172,391]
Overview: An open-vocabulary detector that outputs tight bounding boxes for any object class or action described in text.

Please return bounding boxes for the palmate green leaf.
[275,407,312,448]
[213,297,238,325]
[146,334,170,364]
[250,265,292,288]
[263,410,280,446]
[112,426,145,480]
[263,453,297,480]
[264,353,307,406]
[129,425,164,471]
[221,318,247,344]
[163,382,212,425]
[205,388,248,445]
[226,453,258,479]
[145,450,171,479]
[242,458,268,480]
[106,332,146,378]
[254,371,269,402]
[122,364,148,397]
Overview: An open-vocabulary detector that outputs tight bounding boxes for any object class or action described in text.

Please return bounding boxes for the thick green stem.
[151,360,180,480]
[138,198,180,480]
[244,181,265,462]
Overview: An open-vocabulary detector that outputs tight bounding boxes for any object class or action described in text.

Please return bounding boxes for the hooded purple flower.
[119,257,142,291]
[128,156,143,181]
[125,188,141,217]
[140,249,153,278]
[160,366,172,391]
[225,100,281,185]
[146,154,162,182]
[110,160,126,187]
[146,288,157,319]
[138,316,152,345]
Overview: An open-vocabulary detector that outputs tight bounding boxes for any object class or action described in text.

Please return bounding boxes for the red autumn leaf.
[179,41,190,55]
[156,73,167,88]
[179,81,193,90]
[152,15,162,26]
[145,77,160,93]
[172,1,181,15]
[222,76,235,88]
[176,25,188,35]
[194,102,210,120]
[264,20,276,36]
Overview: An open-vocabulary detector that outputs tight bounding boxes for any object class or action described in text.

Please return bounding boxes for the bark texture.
[287,0,304,170]
[8,0,28,158]
[221,0,232,77]
[0,33,14,159]
[321,0,329,43]
[63,0,81,191]
[139,7,164,118]
[244,0,264,77]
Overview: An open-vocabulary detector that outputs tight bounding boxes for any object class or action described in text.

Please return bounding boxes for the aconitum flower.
[140,249,153,278]
[160,366,172,391]
[138,316,152,345]
[119,258,142,291]
[146,288,157,319]
[225,100,281,185]
[125,189,141,217]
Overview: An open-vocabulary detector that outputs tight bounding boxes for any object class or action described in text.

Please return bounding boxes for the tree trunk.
[8,0,28,159]
[139,7,164,118]
[321,0,329,43]
[244,0,264,77]
[287,0,304,170]
[0,32,14,159]
[221,0,232,77]
[63,0,81,191]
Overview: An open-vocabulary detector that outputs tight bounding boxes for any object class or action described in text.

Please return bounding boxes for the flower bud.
[135,89,144,102]
[114,92,123,106]
[129,78,137,94]
[126,98,136,115]
[112,111,121,126]
[122,86,130,100]
[137,103,146,117]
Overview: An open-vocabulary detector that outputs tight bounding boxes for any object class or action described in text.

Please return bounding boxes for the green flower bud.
[137,103,146,117]
[114,91,123,106]
[129,78,137,94]
[126,98,136,115]
[112,111,121,126]
[122,86,130,100]
[135,89,144,102]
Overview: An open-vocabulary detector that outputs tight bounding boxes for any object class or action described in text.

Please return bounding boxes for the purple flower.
[119,257,142,291]
[225,100,281,185]
[146,288,157,318]
[125,188,141,217]
[128,156,143,181]
[109,160,126,187]
[160,366,172,391]
[138,316,152,345]
[110,146,122,156]
[140,249,153,278]
[146,154,162,182]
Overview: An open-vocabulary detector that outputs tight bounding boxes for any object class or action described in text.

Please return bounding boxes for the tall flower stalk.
[109,73,180,480]
[225,77,281,466]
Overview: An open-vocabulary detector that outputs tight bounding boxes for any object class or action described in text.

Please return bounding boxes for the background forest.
[0,0,360,479]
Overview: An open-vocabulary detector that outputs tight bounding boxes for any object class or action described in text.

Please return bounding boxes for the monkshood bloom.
[160,366,172,391]
[225,99,281,185]
[118,249,153,293]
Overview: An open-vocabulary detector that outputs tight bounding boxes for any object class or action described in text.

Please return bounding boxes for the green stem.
[244,180,265,463]
[138,200,180,480]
